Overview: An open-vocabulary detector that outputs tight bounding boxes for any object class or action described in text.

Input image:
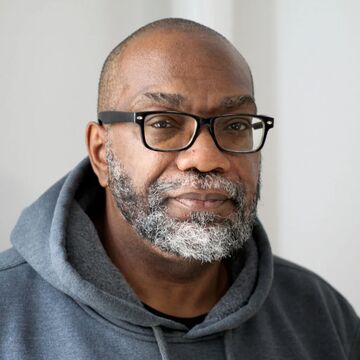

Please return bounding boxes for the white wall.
[0,0,359,313]
[276,0,360,312]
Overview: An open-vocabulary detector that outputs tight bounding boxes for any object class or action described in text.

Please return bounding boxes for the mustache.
[148,171,245,205]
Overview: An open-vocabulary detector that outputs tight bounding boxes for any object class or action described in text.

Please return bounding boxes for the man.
[0,18,359,360]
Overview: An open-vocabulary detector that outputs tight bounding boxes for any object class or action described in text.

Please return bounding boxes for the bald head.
[97,18,254,114]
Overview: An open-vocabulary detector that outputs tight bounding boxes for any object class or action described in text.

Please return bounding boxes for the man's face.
[103,31,260,261]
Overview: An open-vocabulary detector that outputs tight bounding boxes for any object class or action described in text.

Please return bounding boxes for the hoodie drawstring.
[224,329,234,360]
[153,326,170,360]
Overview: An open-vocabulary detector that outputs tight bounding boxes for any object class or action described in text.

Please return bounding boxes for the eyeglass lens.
[144,113,265,152]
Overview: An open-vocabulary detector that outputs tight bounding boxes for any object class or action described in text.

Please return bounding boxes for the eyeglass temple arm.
[252,118,274,130]
[98,111,135,125]
[252,122,262,130]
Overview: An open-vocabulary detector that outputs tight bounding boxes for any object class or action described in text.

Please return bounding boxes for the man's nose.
[175,127,231,173]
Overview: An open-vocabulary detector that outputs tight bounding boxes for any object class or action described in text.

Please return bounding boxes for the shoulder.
[0,247,36,299]
[0,247,26,271]
[0,247,71,327]
[273,256,352,300]
[272,256,357,314]
[273,256,334,285]
[270,256,360,357]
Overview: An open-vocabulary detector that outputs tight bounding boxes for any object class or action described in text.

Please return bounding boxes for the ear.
[86,122,109,187]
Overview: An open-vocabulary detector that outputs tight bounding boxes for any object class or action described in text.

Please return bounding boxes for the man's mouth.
[168,191,233,212]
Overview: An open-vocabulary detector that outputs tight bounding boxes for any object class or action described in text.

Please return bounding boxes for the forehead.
[113,30,253,112]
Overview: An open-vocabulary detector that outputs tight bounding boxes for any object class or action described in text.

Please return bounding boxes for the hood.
[10,158,273,339]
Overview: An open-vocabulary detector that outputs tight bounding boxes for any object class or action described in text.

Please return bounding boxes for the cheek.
[110,126,176,190]
[232,154,260,193]
[129,154,173,190]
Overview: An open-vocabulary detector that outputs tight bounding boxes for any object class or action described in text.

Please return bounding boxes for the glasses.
[98,111,274,153]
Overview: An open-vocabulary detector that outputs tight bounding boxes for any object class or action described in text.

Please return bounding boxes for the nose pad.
[176,126,231,173]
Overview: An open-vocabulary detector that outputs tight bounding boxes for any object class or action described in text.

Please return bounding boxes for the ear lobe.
[86,122,109,187]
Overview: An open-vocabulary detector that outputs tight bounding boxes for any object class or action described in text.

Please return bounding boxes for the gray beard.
[106,146,259,263]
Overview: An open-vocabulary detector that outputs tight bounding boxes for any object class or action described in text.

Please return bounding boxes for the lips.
[176,192,229,201]
[171,191,231,211]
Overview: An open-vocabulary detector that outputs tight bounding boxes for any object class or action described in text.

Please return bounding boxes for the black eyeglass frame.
[98,111,274,153]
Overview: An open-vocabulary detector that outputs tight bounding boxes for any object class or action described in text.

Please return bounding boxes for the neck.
[97,192,230,318]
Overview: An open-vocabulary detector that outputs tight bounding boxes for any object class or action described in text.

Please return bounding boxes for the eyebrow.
[220,95,257,112]
[142,92,186,108]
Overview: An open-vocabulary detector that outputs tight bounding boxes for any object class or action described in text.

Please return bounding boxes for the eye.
[145,115,183,129]
[227,122,247,131]
[152,120,175,128]
[224,119,250,131]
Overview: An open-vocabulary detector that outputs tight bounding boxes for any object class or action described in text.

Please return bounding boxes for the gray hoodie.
[0,158,359,359]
